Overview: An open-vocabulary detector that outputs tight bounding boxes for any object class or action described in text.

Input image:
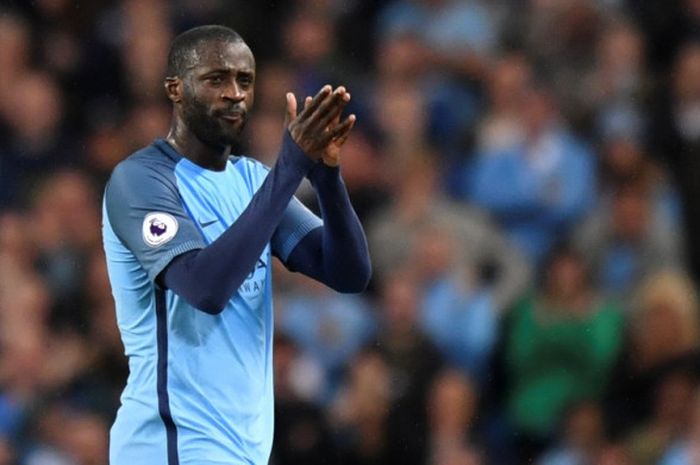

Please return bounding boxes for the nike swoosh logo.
[199,219,217,228]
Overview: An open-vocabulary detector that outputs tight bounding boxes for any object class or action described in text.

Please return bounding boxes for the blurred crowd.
[1,0,700,464]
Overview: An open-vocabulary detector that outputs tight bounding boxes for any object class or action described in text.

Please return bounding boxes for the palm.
[323,138,342,166]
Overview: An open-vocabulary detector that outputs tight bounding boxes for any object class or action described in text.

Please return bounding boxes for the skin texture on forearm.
[159,132,315,314]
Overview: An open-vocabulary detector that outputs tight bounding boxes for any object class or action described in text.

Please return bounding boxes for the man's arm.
[159,131,313,314]
[160,86,356,314]
[283,164,371,293]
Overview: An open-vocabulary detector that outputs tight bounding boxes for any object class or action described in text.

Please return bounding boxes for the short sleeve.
[104,157,206,282]
[271,196,322,263]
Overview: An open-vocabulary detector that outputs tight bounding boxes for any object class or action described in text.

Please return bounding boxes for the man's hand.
[285,85,356,163]
[312,98,356,167]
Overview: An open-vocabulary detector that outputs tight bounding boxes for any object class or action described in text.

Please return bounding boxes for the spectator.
[377,0,500,80]
[369,154,531,313]
[29,170,101,331]
[0,72,81,207]
[626,370,697,465]
[597,106,680,227]
[473,53,532,154]
[519,0,603,125]
[0,11,30,111]
[573,180,684,304]
[652,42,700,284]
[330,349,395,465]
[502,246,623,459]
[277,274,376,404]
[375,271,443,465]
[282,6,352,102]
[468,85,597,264]
[606,271,700,434]
[412,224,499,382]
[537,401,606,465]
[426,369,485,465]
[272,334,336,465]
[576,19,649,133]
[659,387,700,465]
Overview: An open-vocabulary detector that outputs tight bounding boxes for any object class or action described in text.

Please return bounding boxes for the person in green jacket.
[503,245,624,458]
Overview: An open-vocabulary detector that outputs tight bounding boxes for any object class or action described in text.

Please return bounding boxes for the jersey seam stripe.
[156,288,180,465]
[278,220,323,261]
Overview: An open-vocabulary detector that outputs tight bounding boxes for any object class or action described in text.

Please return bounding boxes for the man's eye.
[208,76,223,84]
[239,76,253,86]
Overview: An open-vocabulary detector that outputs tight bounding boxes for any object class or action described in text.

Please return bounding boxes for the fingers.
[298,85,332,119]
[315,113,356,149]
[327,95,345,128]
[286,84,354,160]
[328,114,356,144]
[285,92,297,127]
[321,114,356,167]
[308,87,351,131]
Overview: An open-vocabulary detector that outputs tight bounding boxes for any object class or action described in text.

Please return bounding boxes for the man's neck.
[166,120,231,171]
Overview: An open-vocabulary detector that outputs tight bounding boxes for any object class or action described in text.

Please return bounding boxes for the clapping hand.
[285,85,356,166]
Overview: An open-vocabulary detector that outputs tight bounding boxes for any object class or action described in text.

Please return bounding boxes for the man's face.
[180,40,255,148]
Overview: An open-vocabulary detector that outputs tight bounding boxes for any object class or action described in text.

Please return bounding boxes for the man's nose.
[221,82,244,101]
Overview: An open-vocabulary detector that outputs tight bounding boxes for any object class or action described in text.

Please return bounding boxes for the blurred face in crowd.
[412,226,455,282]
[612,187,649,241]
[381,273,419,335]
[247,110,284,165]
[428,370,478,434]
[60,412,109,465]
[488,54,532,113]
[598,22,643,75]
[674,44,700,103]
[597,444,632,465]
[544,251,587,302]
[124,102,171,149]
[284,13,333,65]
[376,33,426,79]
[603,138,643,179]
[634,300,693,368]
[653,372,695,429]
[0,13,30,76]
[170,40,255,148]
[564,402,603,451]
[672,44,700,140]
[346,351,391,424]
[687,0,700,19]
[5,72,63,142]
[521,88,556,139]
[32,170,100,249]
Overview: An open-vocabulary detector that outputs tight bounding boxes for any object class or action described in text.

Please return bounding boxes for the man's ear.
[165,77,182,103]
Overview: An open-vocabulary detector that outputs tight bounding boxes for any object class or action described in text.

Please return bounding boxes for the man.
[102,25,371,465]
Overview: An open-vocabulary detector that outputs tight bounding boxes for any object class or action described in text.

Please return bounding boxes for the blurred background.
[1,0,700,464]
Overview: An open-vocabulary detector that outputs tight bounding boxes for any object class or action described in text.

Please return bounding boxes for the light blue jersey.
[102,139,322,465]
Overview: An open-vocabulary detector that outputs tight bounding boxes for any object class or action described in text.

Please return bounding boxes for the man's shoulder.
[105,141,181,204]
[110,141,178,184]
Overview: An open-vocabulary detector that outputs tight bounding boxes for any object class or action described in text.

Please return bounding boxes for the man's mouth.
[219,111,245,122]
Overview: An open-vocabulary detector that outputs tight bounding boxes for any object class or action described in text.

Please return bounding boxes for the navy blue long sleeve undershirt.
[284,163,371,293]
[159,132,371,314]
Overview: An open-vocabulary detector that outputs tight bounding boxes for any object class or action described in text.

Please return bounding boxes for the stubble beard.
[182,95,245,149]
